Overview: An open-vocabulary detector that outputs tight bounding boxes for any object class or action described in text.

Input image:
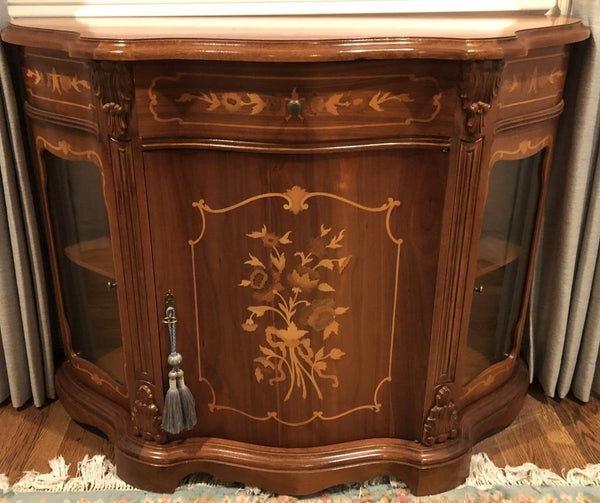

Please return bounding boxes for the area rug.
[2,454,600,502]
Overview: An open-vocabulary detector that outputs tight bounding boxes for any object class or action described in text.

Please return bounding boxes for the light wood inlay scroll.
[190,186,402,426]
[35,136,102,166]
[490,136,553,165]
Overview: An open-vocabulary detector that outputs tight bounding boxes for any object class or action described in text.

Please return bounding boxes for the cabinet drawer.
[135,60,457,143]
[496,47,569,123]
[22,50,96,124]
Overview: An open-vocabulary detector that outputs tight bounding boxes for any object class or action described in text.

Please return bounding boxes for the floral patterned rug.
[2,454,600,503]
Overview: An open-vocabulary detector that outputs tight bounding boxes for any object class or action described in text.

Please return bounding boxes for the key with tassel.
[161,291,197,434]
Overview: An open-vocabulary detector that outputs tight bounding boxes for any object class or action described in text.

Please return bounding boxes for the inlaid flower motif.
[287,265,320,292]
[222,92,243,111]
[249,268,268,289]
[241,318,259,332]
[268,323,308,347]
[306,299,336,332]
[239,224,352,401]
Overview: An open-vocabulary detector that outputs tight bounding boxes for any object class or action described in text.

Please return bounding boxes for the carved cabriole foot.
[57,359,528,496]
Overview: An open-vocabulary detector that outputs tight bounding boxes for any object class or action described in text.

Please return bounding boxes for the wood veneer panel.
[144,147,447,446]
[134,60,457,144]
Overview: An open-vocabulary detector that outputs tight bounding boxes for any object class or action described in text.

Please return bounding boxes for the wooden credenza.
[2,15,589,496]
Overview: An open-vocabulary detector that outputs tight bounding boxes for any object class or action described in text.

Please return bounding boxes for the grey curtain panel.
[0,9,55,407]
[529,0,600,401]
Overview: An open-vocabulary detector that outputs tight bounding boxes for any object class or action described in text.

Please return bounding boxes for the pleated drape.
[529,0,600,401]
[0,7,55,408]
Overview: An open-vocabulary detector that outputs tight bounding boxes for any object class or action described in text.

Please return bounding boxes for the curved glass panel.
[44,150,124,383]
[462,151,543,384]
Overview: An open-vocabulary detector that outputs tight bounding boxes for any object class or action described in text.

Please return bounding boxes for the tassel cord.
[161,297,196,433]
[166,306,182,371]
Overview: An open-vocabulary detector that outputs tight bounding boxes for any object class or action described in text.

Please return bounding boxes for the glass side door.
[462,151,543,384]
[43,150,124,384]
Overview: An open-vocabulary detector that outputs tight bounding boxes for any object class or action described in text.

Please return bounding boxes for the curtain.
[529,0,600,401]
[0,6,55,408]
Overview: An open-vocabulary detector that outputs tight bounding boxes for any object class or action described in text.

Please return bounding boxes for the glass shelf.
[476,236,522,278]
[64,236,115,280]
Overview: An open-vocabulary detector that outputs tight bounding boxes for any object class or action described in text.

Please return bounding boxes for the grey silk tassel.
[161,299,197,434]
[177,369,197,430]
[163,369,184,434]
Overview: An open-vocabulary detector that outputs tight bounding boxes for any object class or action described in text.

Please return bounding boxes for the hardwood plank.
[23,401,73,475]
[548,393,600,465]
[474,389,589,472]
[0,401,51,483]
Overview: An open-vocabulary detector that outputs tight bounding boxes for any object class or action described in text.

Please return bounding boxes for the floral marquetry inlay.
[175,88,420,118]
[189,186,403,426]
[148,71,442,128]
[498,54,567,111]
[239,224,351,401]
[26,67,91,95]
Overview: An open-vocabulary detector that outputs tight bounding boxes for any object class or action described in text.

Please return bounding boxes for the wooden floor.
[1,382,599,486]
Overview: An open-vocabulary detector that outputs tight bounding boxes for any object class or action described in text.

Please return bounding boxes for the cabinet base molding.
[56,360,528,496]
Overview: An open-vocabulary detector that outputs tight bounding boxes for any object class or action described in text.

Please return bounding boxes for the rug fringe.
[7,455,133,493]
[2,453,600,494]
[0,473,10,493]
[465,453,600,489]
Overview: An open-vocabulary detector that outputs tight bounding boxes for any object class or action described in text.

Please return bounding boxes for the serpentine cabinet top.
[2,15,590,61]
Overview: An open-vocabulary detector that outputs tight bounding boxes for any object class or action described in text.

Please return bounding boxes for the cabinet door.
[145,147,447,446]
[461,150,544,385]
[40,148,124,385]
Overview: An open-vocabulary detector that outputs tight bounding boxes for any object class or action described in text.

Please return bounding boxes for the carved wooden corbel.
[422,385,459,446]
[89,61,133,140]
[459,60,503,139]
[131,384,167,443]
